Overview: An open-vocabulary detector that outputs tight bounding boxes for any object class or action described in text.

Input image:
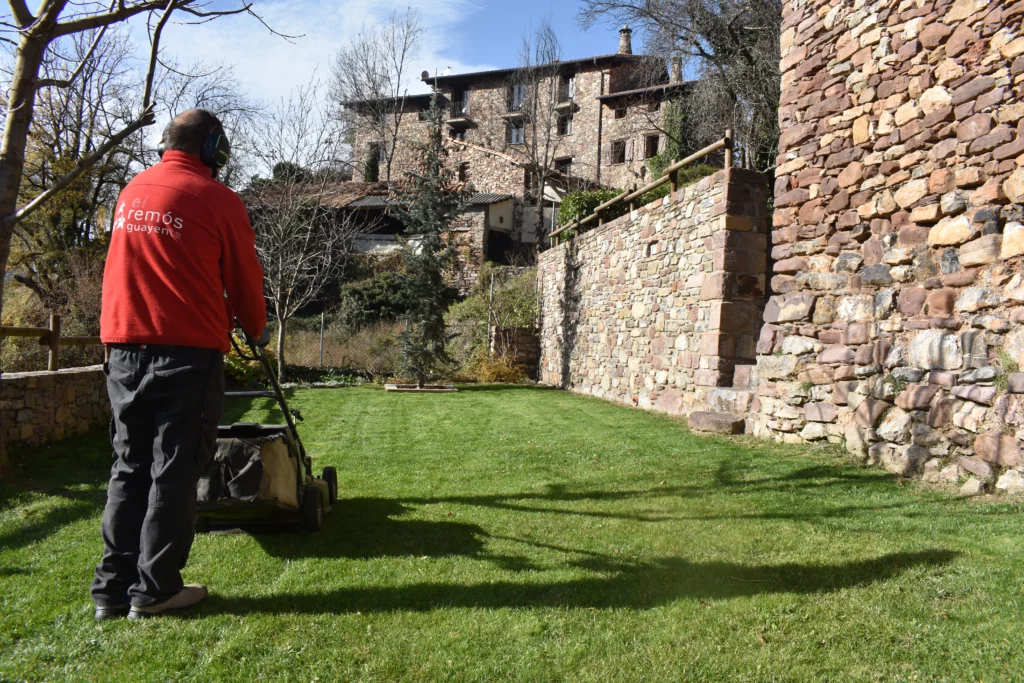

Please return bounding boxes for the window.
[458,162,469,182]
[645,134,660,159]
[507,121,525,144]
[611,140,626,165]
[508,84,527,112]
[648,100,661,113]
[449,129,466,141]
[557,113,574,136]
[614,107,627,119]
[554,157,573,176]
[450,90,468,117]
[560,73,576,101]
[377,143,386,163]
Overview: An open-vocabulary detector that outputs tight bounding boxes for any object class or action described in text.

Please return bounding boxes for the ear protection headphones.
[157,124,232,177]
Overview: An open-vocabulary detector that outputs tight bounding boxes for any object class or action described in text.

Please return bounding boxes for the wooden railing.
[0,313,102,371]
[548,128,734,246]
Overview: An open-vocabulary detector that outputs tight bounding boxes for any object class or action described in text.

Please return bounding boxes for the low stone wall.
[0,365,110,446]
[537,168,769,414]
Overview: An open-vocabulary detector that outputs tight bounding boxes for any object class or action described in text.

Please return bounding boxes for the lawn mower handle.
[229,322,311,476]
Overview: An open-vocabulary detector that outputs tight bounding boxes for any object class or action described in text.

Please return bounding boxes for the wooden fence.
[548,128,735,246]
[0,313,102,371]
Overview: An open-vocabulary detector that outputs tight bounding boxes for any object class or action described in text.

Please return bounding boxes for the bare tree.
[330,8,423,183]
[503,19,567,249]
[579,0,782,172]
[0,0,286,477]
[150,55,263,188]
[247,81,373,381]
[11,27,136,309]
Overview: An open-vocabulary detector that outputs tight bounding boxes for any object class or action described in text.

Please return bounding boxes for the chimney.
[618,26,633,55]
[670,54,682,83]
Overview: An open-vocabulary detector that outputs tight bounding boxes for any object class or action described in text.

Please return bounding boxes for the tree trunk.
[276,317,287,383]
[0,28,54,480]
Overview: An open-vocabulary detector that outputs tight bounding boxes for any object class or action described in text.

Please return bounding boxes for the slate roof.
[424,53,653,86]
[346,191,513,209]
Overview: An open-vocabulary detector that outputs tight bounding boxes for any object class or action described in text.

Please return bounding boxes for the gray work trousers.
[90,345,223,608]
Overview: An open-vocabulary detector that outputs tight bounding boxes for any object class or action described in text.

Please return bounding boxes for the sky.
[148,0,634,105]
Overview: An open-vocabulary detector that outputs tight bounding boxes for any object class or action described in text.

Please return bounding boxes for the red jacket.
[101,151,266,353]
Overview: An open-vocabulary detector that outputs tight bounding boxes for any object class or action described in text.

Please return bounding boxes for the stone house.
[347,27,689,248]
[312,181,515,292]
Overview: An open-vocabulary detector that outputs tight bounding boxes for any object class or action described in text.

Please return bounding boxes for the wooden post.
[319,310,325,367]
[669,169,678,193]
[47,313,60,371]
[725,128,734,170]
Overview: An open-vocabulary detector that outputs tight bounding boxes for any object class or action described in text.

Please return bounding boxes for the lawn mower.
[194,326,336,533]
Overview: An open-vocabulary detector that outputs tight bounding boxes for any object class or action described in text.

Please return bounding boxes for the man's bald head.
[161,109,225,159]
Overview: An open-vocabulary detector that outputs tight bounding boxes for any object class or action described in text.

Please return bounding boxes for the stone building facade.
[0,366,110,446]
[348,28,688,247]
[756,0,1024,487]
[537,169,769,413]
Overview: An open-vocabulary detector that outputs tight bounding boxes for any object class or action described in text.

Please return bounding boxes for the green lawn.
[1,385,1022,681]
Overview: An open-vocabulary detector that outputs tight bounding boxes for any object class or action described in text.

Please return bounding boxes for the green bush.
[556,189,622,228]
[446,266,537,379]
[555,163,718,234]
[224,335,278,388]
[338,273,414,329]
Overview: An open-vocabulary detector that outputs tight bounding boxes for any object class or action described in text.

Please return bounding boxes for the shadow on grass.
[254,498,487,560]
[203,549,959,615]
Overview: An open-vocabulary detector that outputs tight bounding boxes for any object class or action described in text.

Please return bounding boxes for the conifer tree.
[395,92,468,387]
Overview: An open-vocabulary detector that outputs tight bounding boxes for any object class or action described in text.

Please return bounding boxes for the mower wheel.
[301,484,324,532]
[322,466,338,505]
[194,516,210,534]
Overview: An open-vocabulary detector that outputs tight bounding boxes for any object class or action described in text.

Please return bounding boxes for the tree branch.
[8,0,34,28]
[12,104,155,225]
[141,0,174,109]
[54,0,169,36]
[37,22,110,88]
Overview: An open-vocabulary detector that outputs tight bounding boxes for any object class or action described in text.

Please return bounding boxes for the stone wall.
[537,168,769,414]
[0,365,109,446]
[448,206,488,293]
[491,326,541,380]
[756,0,1024,488]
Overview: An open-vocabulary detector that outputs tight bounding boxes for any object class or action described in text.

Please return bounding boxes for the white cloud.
[146,0,499,105]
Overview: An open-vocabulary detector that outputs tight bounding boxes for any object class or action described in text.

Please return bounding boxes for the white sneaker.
[128,584,208,619]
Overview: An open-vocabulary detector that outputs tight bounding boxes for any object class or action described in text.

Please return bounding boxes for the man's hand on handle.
[234,317,271,348]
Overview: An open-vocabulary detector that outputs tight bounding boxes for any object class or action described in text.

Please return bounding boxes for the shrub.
[224,335,279,388]
[337,272,416,329]
[446,266,537,376]
[337,271,459,330]
[557,188,622,227]
[475,355,526,383]
[555,164,717,234]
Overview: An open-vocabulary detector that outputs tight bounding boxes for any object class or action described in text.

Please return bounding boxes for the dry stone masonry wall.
[0,366,110,446]
[538,169,769,415]
[758,0,1024,494]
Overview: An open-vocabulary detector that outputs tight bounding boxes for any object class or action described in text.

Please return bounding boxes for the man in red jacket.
[91,109,267,621]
